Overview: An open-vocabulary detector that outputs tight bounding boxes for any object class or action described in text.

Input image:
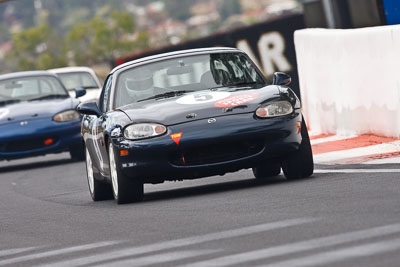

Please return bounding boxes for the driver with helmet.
[124,68,155,102]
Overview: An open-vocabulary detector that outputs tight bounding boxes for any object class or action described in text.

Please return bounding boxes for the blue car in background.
[0,71,86,161]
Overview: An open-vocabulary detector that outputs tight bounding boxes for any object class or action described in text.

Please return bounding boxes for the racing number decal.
[194,93,213,102]
[92,120,104,170]
[176,92,230,105]
[214,93,259,108]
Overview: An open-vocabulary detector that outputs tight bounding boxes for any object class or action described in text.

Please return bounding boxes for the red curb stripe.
[312,134,399,155]
[309,133,335,140]
[322,151,400,165]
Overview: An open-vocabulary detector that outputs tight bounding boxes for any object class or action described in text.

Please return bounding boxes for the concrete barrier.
[294,26,400,138]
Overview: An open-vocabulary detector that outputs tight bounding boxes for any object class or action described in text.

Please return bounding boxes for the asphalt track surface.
[1,153,400,267]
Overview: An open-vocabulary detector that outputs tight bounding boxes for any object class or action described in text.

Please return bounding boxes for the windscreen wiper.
[208,81,262,91]
[137,90,194,102]
[0,99,21,107]
[28,94,68,101]
[208,85,226,91]
[227,81,262,87]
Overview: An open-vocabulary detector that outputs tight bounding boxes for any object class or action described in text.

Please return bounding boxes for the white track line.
[262,237,400,267]
[310,135,357,145]
[36,218,315,267]
[313,140,400,164]
[96,250,218,267]
[181,224,400,267]
[362,157,400,164]
[0,241,120,266]
[314,169,400,173]
[0,247,37,257]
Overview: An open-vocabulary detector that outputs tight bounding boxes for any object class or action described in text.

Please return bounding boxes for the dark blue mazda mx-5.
[0,71,86,161]
[78,47,314,204]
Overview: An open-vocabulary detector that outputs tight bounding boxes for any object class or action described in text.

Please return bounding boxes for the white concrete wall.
[294,26,400,137]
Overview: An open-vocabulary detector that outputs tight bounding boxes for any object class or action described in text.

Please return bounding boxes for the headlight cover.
[53,110,80,122]
[256,100,293,118]
[124,123,167,140]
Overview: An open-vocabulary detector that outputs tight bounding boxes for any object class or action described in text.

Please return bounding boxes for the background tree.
[6,23,67,71]
[219,0,242,20]
[4,0,35,28]
[0,24,10,43]
[162,0,197,21]
[66,10,149,66]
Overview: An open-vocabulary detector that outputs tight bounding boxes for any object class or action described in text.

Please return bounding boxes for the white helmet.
[125,69,154,99]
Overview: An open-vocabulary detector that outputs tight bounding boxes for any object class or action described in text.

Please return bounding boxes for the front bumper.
[0,118,82,160]
[112,112,302,182]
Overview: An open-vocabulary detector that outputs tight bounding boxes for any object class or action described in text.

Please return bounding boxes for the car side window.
[99,74,113,112]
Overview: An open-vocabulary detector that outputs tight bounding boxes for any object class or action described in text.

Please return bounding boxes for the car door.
[86,74,113,178]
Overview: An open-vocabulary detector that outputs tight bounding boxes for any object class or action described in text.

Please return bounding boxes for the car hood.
[0,98,76,125]
[119,85,281,126]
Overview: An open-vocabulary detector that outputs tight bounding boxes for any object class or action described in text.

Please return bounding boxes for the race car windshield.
[114,52,266,107]
[0,76,68,104]
[57,72,98,90]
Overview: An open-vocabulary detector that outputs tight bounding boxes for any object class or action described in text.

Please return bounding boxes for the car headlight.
[255,100,293,118]
[124,123,167,140]
[53,110,80,122]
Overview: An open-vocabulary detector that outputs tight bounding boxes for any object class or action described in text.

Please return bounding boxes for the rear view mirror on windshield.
[5,82,23,89]
[166,65,193,76]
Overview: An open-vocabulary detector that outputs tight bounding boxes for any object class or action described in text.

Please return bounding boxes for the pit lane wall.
[294,25,400,137]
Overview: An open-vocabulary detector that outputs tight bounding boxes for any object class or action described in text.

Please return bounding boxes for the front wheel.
[85,147,113,201]
[252,162,281,179]
[282,118,314,180]
[109,142,144,204]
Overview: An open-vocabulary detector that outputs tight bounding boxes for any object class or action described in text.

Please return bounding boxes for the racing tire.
[85,147,113,201]
[70,143,85,161]
[252,163,281,179]
[108,142,144,204]
[282,118,314,180]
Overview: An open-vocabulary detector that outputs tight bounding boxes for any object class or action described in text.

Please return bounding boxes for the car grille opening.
[0,136,59,153]
[170,139,264,166]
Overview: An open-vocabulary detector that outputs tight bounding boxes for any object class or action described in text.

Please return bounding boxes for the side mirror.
[272,72,291,86]
[77,101,102,117]
[75,88,87,98]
